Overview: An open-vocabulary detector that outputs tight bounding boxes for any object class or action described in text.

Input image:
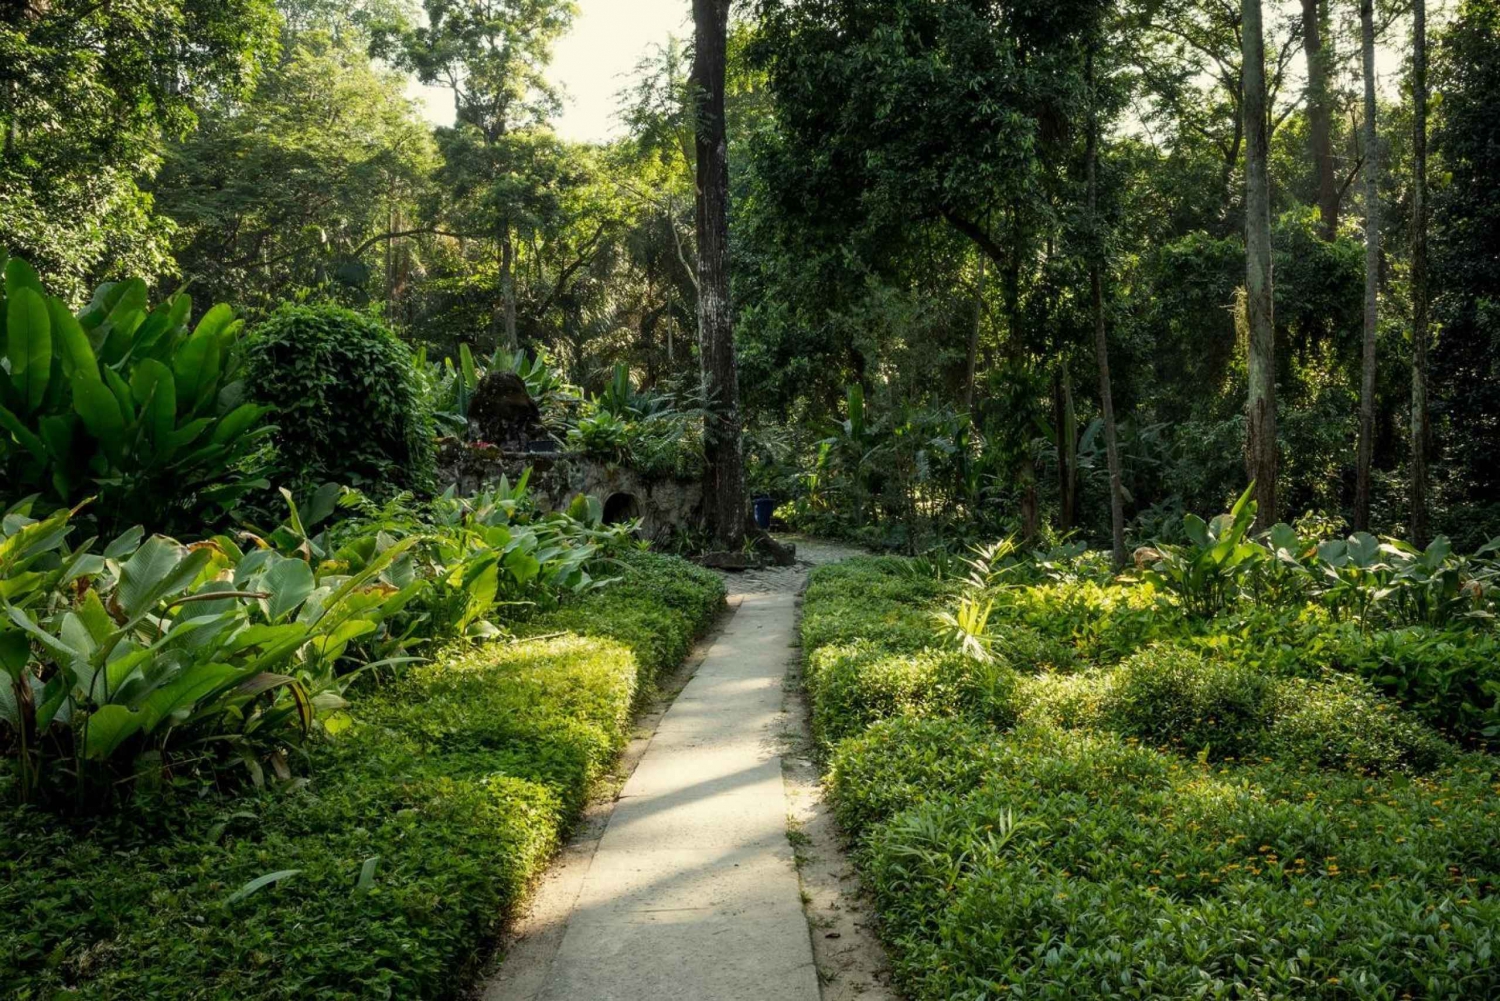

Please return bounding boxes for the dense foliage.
[1,550,725,999]
[803,549,1500,999]
[0,255,273,535]
[246,303,436,495]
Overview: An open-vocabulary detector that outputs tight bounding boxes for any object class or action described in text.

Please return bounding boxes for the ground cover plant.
[803,524,1500,1000]
[0,547,725,999]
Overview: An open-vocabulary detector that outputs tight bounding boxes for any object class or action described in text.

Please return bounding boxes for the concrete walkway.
[497,591,821,1001]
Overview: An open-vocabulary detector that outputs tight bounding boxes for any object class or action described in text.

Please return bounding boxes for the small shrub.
[827,716,1003,838]
[1011,669,1114,730]
[1103,643,1278,760]
[853,727,1500,1001]
[1268,673,1453,774]
[246,303,435,494]
[806,643,1006,749]
[990,581,1185,664]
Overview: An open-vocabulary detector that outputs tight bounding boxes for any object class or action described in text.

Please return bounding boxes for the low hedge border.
[1,550,725,1000]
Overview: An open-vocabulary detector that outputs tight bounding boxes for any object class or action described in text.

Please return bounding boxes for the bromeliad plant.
[425,342,578,436]
[567,364,707,479]
[0,497,419,807]
[0,254,273,535]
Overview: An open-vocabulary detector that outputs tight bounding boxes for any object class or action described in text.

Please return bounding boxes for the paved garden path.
[484,537,879,1001]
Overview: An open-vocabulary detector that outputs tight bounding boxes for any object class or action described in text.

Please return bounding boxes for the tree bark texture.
[1354,0,1380,532]
[1242,0,1279,527]
[1302,0,1340,240]
[964,254,984,416]
[1410,0,1431,547]
[1087,50,1127,570]
[692,0,745,549]
[1053,364,1078,531]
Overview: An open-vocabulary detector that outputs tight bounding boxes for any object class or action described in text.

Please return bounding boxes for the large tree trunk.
[501,225,518,351]
[964,254,984,415]
[1053,364,1077,531]
[1410,0,1431,547]
[1087,50,1127,570]
[1354,0,1380,532]
[1302,0,1340,240]
[1242,0,1279,527]
[692,0,745,549]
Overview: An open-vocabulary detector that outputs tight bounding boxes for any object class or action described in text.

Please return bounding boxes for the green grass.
[803,557,1500,1001]
[1,551,724,1000]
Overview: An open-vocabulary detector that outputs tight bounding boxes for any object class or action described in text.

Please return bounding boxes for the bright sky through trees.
[410,0,689,141]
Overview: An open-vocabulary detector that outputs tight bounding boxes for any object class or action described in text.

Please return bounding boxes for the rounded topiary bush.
[1268,673,1452,774]
[1102,643,1277,760]
[246,303,435,494]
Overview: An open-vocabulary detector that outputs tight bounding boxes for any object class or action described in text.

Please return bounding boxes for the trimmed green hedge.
[804,557,1500,1001]
[1,553,724,1000]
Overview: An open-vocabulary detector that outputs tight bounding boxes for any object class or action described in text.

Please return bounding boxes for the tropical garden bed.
[802,500,1500,999]
[0,258,726,999]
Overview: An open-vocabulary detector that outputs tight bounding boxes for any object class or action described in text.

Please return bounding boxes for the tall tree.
[1354,0,1380,531]
[1409,0,1430,546]
[0,0,277,299]
[397,0,576,349]
[1301,0,1340,240]
[1087,50,1127,570]
[160,19,437,313]
[1242,0,1278,525]
[692,0,745,548]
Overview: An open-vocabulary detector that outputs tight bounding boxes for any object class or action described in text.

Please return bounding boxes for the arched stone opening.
[603,492,642,525]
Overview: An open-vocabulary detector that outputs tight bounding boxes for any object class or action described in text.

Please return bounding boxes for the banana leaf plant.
[1139,483,1264,616]
[0,497,419,806]
[0,253,274,536]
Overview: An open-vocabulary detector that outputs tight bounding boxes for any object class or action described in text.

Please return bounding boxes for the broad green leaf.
[117,537,212,619]
[260,557,315,622]
[76,589,115,646]
[192,302,236,343]
[82,704,144,760]
[0,403,48,463]
[0,628,29,679]
[176,305,233,410]
[72,371,127,457]
[104,525,145,560]
[104,367,136,424]
[303,482,343,529]
[6,287,51,412]
[460,342,478,388]
[139,663,240,732]
[1182,513,1210,549]
[167,291,192,331]
[461,561,499,629]
[355,856,380,892]
[38,413,75,466]
[130,358,177,448]
[46,296,97,376]
[209,403,267,445]
[4,257,43,297]
[98,278,148,362]
[505,548,541,587]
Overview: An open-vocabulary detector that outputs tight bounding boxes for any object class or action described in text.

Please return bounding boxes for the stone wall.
[436,438,704,544]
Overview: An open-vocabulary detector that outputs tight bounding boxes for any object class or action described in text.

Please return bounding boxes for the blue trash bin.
[752,496,775,530]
